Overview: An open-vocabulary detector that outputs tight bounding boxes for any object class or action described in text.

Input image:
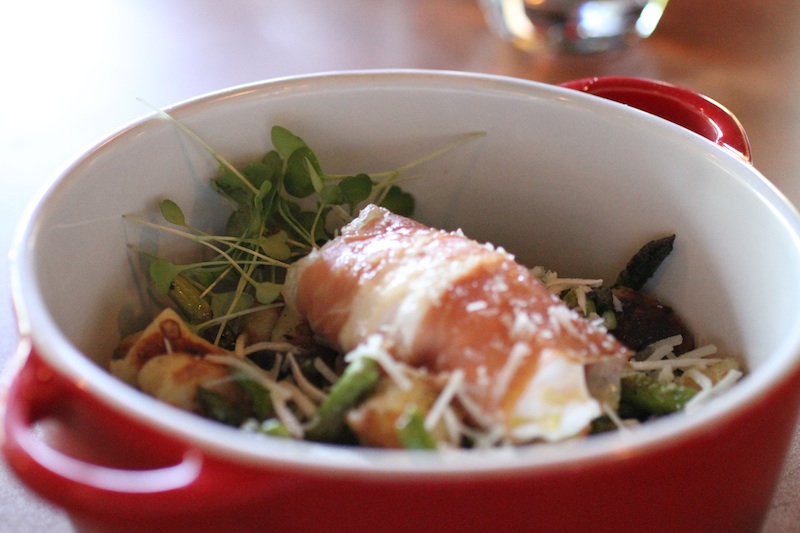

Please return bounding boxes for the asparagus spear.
[305,357,382,442]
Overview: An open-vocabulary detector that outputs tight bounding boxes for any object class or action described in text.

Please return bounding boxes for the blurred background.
[2,1,799,531]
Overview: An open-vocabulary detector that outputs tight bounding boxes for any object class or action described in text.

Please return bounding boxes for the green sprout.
[125,110,484,347]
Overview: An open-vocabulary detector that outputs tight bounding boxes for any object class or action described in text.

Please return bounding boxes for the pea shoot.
[125,112,484,347]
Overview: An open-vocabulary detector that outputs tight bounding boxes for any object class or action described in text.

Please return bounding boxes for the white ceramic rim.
[10,69,800,478]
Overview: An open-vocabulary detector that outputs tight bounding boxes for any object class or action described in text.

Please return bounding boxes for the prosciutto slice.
[283,205,630,442]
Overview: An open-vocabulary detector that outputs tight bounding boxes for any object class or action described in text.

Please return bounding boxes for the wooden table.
[2,1,799,530]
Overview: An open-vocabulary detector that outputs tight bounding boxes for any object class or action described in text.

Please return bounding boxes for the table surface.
[2,1,800,531]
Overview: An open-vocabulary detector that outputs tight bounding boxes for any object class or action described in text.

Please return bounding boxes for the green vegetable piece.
[620,372,697,416]
[320,183,344,205]
[615,234,676,291]
[128,118,482,353]
[214,170,250,196]
[295,209,329,243]
[254,178,273,204]
[602,309,617,330]
[339,173,373,210]
[168,273,213,323]
[284,147,324,198]
[217,161,274,196]
[561,288,578,309]
[306,357,381,443]
[149,258,183,296]
[160,199,187,226]
[591,286,614,314]
[254,281,283,304]
[271,125,308,159]
[197,386,249,426]
[242,161,272,190]
[379,185,415,217]
[274,198,314,246]
[259,418,292,438]
[261,149,283,170]
[191,269,217,289]
[307,158,325,194]
[589,415,618,434]
[209,177,254,236]
[258,231,291,260]
[224,203,252,238]
[210,290,255,320]
[236,377,274,420]
[396,405,437,450]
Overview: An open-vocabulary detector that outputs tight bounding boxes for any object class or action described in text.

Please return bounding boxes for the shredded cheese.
[685,369,743,413]
[532,266,603,295]
[313,357,340,385]
[492,342,531,401]
[287,353,327,403]
[243,340,305,357]
[272,392,304,438]
[441,407,463,446]
[676,343,718,360]
[278,380,318,417]
[205,354,311,437]
[345,334,412,391]
[629,357,722,371]
[455,389,496,430]
[424,369,465,431]
[657,364,674,383]
[267,353,283,381]
[641,335,683,361]
[234,333,247,358]
[684,368,713,391]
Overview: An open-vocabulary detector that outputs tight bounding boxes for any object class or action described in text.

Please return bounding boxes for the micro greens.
[125,110,484,347]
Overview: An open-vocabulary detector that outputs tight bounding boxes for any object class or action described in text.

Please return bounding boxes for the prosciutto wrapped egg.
[283,205,630,444]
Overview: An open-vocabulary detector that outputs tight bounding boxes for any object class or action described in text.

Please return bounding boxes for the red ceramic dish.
[560,76,752,161]
[3,71,799,533]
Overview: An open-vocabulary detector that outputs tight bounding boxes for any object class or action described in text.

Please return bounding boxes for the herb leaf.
[160,199,187,226]
[339,173,373,211]
[150,258,185,295]
[378,185,415,216]
[285,147,323,198]
[271,125,308,159]
[131,119,481,345]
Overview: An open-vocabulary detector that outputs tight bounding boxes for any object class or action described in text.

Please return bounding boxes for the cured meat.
[283,205,630,442]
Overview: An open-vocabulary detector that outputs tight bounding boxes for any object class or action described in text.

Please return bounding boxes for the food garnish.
[114,121,743,449]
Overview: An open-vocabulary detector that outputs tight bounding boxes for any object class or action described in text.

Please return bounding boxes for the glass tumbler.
[479,0,669,54]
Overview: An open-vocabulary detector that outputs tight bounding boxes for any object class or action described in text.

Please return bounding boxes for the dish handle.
[559,76,752,162]
[1,343,284,528]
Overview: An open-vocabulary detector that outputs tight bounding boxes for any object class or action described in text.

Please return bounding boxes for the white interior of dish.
[12,70,800,473]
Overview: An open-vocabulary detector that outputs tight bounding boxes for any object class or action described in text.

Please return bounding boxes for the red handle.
[559,76,752,162]
[1,344,285,530]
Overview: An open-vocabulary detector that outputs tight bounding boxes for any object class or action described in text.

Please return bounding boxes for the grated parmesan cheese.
[424,369,465,431]
[345,334,412,391]
[685,369,743,413]
[287,353,327,403]
[243,340,305,357]
[313,357,340,385]
[491,342,531,401]
[683,368,713,391]
[205,354,309,438]
[629,357,722,372]
[641,335,683,361]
